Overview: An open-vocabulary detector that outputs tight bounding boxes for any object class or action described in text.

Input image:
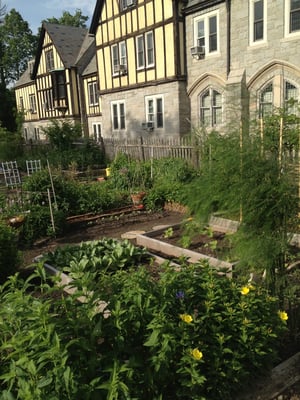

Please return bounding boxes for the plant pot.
[130,191,146,206]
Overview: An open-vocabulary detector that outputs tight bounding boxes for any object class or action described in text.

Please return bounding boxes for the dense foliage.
[0,253,288,399]
[0,222,20,283]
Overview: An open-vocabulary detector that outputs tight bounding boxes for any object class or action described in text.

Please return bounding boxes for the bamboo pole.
[279,117,283,169]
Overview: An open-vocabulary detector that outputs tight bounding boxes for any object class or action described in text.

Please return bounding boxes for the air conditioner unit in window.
[190,45,205,59]
[115,64,127,75]
[142,121,154,131]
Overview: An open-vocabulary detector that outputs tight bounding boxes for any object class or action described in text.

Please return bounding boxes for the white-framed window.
[194,10,219,55]
[285,0,300,36]
[136,31,154,69]
[19,96,24,111]
[29,94,37,113]
[145,95,164,128]
[45,49,54,72]
[199,88,222,126]
[42,90,54,111]
[111,101,126,130]
[92,123,102,142]
[112,42,127,75]
[120,0,136,11]
[88,81,99,106]
[249,0,267,44]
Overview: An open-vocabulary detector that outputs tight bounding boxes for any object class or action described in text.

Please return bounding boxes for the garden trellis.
[1,161,21,188]
[26,159,42,176]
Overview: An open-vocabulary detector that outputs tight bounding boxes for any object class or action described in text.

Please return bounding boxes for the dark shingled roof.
[43,22,88,68]
[15,23,95,87]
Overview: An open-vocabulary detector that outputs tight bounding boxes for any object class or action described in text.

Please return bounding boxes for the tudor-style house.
[15,23,98,141]
[89,0,190,139]
[184,0,300,133]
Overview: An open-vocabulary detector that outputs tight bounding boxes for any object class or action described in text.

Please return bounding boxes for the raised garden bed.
[136,222,235,276]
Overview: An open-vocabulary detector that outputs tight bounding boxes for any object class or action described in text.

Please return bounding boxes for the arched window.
[199,88,222,126]
[285,81,298,114]
[259,83,273,117]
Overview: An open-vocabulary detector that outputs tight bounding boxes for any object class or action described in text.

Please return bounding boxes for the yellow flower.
[180,314,193,323]
[278,310,288,321]
[241,286,250,295]
[191,348,203,360]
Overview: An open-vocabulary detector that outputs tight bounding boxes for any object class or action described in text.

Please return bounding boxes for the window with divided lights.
[194,12,218,54]
[51,70,66,100]
[253,0,264,41]
[42,90,54,111]
[45,49,54,72]
[88,82,99,106]
[146,95,164,128]
[290,0,300,32]
[136,32,154,69]
[259,83,273,117]
[285,81,298,114]
[199,89,222,126]
[120,0,136,11]
[112,42,127,75]
[29,94,37,113]
[259,79,299,117]
[111,101,126,130]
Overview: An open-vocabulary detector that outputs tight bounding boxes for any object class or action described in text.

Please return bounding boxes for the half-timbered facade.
[15,23,97,141]
[89,0,190,138]
[184,0,300,132]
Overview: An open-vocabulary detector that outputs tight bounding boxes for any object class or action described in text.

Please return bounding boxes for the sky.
[3,0,95,33]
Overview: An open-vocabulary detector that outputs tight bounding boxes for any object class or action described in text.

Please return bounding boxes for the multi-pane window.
[254,0,264,41]
[111,101,126,130]
[290,0,300,32]
[285,81,298,114]
[29,94,37,113]
[92,123,102,142]
[199,89,222,126]
[34,128,40,141]
[195,12,218,54]
[43,90,54,111]
[112,42,127,74]
[136,32,154,69]
[120,0,135,11]
[51,70,66,100]
[45,49,54,72]
[19,97,24,111]
[258,79,299,117]
[88,82,99,106]
[259,83,273,117]
[146,96,164,128]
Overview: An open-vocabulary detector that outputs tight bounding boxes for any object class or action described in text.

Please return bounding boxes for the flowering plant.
[0,258,288,399]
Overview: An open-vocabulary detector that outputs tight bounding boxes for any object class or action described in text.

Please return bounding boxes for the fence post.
[139,136,145,161]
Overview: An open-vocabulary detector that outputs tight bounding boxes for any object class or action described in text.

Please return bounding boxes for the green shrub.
[0,261,288,399]
[0,222,20,283]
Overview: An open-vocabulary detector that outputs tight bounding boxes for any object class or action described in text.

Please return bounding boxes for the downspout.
[226,0,231,78]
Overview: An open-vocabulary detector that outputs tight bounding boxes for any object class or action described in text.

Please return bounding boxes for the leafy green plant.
[163,227,174,239]
[0,222,20,283]
[0,250,289,399]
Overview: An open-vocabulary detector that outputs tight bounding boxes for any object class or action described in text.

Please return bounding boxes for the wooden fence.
[101,137,200,166]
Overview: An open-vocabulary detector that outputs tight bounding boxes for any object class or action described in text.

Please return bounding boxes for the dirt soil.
[21,209,185,267]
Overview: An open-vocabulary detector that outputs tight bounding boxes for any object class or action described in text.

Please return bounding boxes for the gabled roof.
[82,54,97,76]
[89,0,104,35]
[14,64,34,88]
[31,23,89,78]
